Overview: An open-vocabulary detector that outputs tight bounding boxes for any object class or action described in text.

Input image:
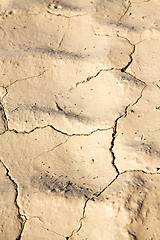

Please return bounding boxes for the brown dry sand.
[0,0,160,239]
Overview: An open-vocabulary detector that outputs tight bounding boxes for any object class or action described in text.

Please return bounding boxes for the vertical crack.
[121,44,135,72]
[109,83,146,176]
[58,18,70,48]
[67,87,146,239]
[66,84,146,239]
[0,160,26,240]
[66,198,89,239]
[0,102,8,131]
[109,105,129,175]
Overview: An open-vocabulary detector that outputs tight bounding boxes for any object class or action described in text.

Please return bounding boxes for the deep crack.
[121,44,135,72]
[0,102,8,131]
[109,105,129,175]
[55,102,64,112]
[109,84,146,175]
[0,160,26,240]
[69,83,148,238]
[128,230,138,240]
[72,168,160,238]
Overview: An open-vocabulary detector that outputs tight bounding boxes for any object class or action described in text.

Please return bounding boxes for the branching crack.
[67,198,89,239]
[110,84,146,175]
[75,65,145,90]
[69,83,147,238]
[0,160,26,240]
[91,26,137,72]
[67,175,119,239]
[70,167,160,238]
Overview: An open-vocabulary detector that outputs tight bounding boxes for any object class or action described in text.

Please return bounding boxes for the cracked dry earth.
[0,0,160,240]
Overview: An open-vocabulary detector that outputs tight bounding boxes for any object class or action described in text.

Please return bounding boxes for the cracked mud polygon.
[0,0,160,239]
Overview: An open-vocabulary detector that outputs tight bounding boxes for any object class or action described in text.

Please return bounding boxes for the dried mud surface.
[0,0,160,239]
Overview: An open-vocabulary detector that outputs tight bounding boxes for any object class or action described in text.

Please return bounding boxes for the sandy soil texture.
[0,0,160,239]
